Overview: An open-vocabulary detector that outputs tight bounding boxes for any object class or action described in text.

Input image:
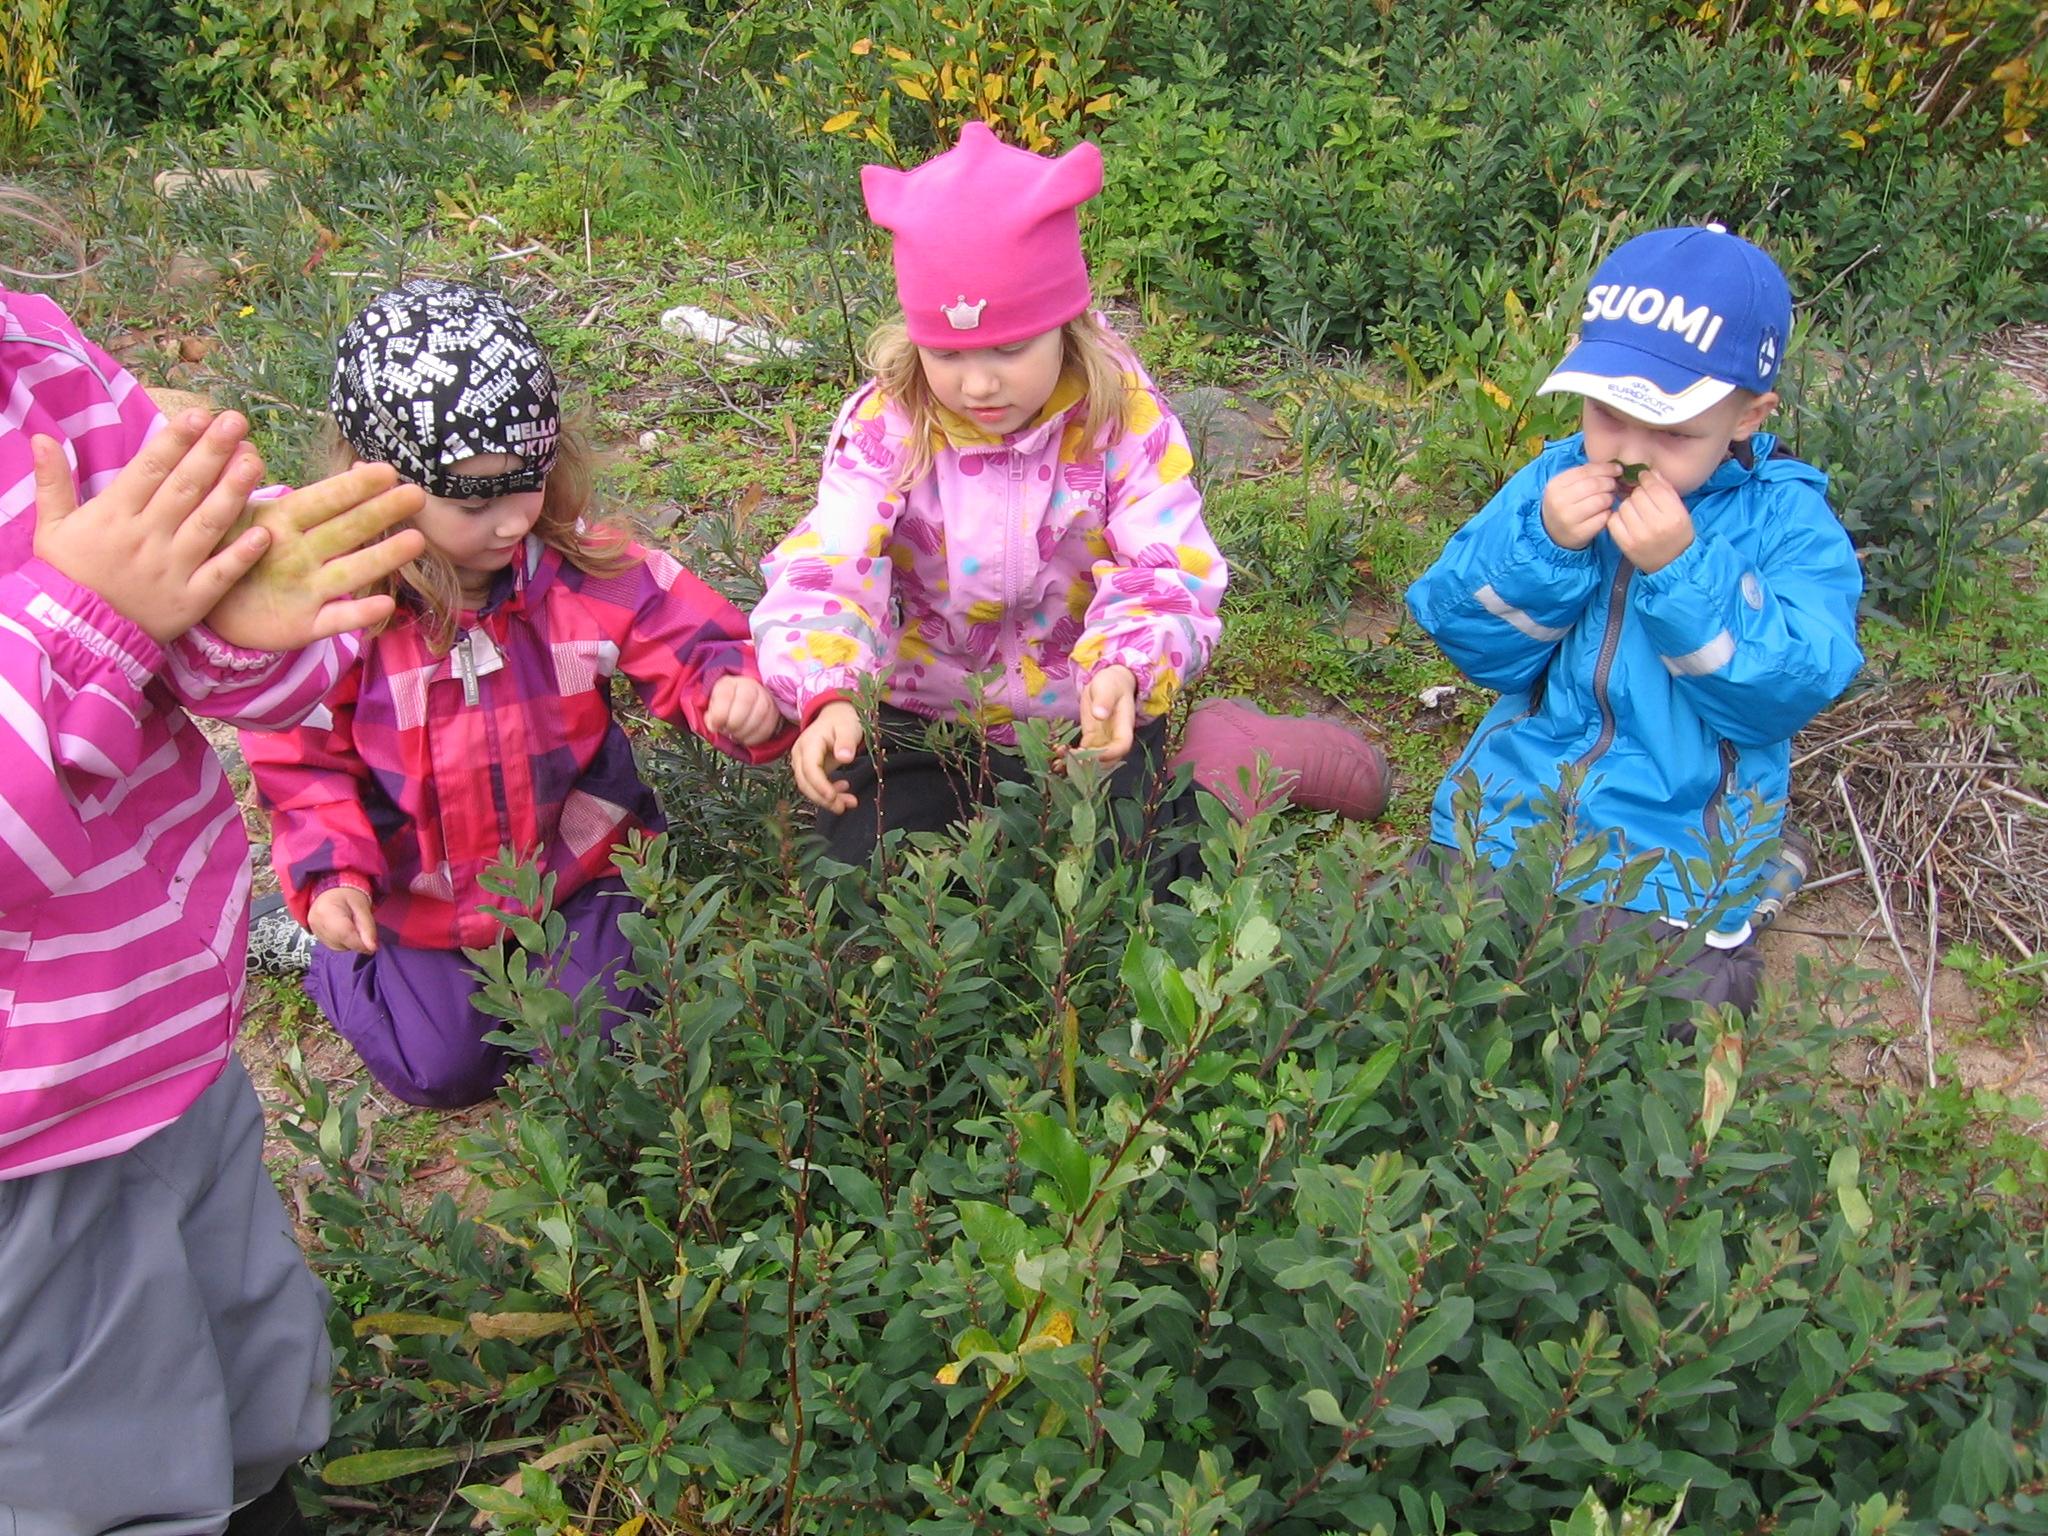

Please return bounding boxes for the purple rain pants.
[308,877,645,1109]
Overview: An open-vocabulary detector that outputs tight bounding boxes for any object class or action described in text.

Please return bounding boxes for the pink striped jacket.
[0,288,359,1179]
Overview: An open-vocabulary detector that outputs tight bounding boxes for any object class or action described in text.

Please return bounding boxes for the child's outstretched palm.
[205,464,427,650]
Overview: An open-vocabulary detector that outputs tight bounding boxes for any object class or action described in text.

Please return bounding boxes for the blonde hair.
[325,419,637,655]
[866,311,1131,491]
[0,185,91,281]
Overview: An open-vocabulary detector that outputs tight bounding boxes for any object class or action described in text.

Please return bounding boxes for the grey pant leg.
[0,1057,332,1536]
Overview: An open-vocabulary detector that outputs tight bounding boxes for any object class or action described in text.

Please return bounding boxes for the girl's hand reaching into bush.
[705,674,784,746]
[308,886,377,953]
[1077,665,1137,764]
[792,701,863,812]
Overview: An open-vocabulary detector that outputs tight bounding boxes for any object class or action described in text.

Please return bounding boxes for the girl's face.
[916,327,1066,437]
[412,452,545,599]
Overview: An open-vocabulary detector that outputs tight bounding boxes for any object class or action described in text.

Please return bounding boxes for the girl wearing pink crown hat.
[750,121,1388,869]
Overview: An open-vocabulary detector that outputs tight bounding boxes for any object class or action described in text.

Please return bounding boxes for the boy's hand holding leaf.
[1608,468,1695,574]
[204,464,427,651]
[1540,460,1622,551]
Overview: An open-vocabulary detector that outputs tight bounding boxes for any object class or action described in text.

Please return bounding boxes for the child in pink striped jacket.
[0,257,425,1533]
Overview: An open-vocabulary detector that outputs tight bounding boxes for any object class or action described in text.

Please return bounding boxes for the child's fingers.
[303,528,428,599]
[91,409,212,519]
[704,678,735,736]
[271,462,405,535]
[293,484,428,567]
[190,525,274,610]
[174,447,266,567]
[300,593,399,643]
[143,412,251,524]
[28,436,80,527]
[351,898,379,953]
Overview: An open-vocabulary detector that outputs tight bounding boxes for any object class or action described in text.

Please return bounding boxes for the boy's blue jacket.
[1405,431,1863,932]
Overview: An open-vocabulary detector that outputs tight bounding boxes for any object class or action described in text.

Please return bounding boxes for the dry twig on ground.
[1793,674,2048,965]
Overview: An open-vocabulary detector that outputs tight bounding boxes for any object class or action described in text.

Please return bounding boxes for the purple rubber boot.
[1172,697,1391,821]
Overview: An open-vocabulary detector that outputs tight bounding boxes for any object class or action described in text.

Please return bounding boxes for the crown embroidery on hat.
[942,295,987,330]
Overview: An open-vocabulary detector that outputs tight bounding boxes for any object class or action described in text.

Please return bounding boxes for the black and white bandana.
[329,279,560,499]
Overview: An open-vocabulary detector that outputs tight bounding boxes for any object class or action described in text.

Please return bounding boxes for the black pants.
[1417,844,1764,1020]
[814,706,1203,893]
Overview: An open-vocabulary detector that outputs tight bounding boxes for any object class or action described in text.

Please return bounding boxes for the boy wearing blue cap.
[1406,225,1864,1012]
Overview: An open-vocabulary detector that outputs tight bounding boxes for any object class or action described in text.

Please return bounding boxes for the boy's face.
[1577,390,1777,498]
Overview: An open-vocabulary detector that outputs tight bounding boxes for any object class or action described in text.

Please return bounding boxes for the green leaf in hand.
[1618,462,1653,489]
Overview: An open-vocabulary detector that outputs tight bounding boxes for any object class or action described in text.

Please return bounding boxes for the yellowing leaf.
[1084,93,1117,114]
[1023,1310,1076,1350]
[352,1310,465,1339]
[935,1361,965,1385]
[821,110,861,133]
[897,76,932,101]
[1480,378,1512,410]
[469,1309,580,1340]
[1699,1031,1743,1150]
[884,45,912,61]
[850,37,872,54]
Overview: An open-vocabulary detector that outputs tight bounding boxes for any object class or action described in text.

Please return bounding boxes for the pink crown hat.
[862,121,1104,348]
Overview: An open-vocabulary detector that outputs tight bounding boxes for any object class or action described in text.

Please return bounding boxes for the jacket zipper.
[1571,558,1636,771]
[1701,739,1737,841]
[1001,452,1024,718]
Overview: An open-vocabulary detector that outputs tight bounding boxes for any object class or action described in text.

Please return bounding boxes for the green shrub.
[284,742,2047,1534]
[1780,304,2048,628]
[1649,0,2048,150]
[1093,1,2048,350]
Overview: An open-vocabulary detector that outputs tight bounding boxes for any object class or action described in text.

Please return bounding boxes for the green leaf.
[459,1485,532,1516]
[1616,1284,1663,1364]
[637,1278,666,1397]
[1302,1387,1348,1427]
[1396,1294,1474,1371]
[957,1199,1035,1306]
[1015,1110,1094,1212]
[701,1086,733,1151]
[352,1311,466,1339]
[1121,934,1198,1047]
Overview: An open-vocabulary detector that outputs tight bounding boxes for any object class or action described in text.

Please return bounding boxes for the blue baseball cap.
[1538,224,1791,425]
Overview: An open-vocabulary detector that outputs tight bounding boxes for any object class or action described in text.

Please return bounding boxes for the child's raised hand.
[308,886,377,954]
[1540,461,1622,551]
[792,700,863,812]
[705,674,784,746]
[203,465,428,651]
[1608,469,1695,574]
[1077,664,1138,765]
[30,411,274,645]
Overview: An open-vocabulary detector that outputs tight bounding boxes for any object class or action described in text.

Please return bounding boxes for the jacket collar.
[929,369,1087,455]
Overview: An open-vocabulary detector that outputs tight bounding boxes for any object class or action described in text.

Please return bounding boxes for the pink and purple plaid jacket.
[243,542,791,952]
[0,288,362,1180]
